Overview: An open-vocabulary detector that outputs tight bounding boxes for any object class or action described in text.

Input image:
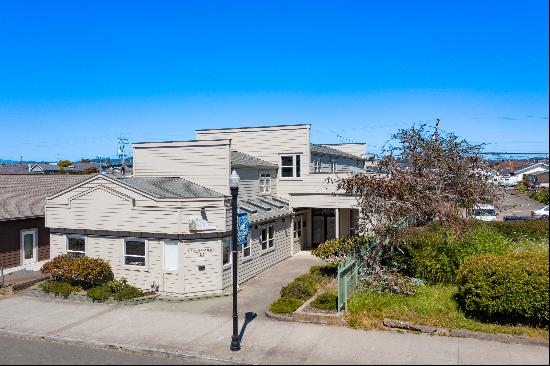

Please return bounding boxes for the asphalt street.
[0,335,225,365]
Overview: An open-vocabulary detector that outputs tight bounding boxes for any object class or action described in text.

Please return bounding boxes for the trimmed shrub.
[530,188,549,204]
[86,285,112,302]
[312,236,369,263]
[311,292,338,311]
[269,296,303,314]
[309,264,338,279]
[39,281,77,299]
[280,280,316,301]
[41,254,114,288]
[399,223,521,285]
[86,278,144,302]
[484,220,549,242]
[457,252,549,327]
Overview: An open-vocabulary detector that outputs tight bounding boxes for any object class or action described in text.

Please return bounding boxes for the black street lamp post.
[229,170,241,352]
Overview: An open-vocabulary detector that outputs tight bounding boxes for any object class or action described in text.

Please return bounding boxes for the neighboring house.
[28,164,61,174]
[0,164,30,175]
[45,124,366,297]
[509,163,549,185]
[0,175,89,274]
[527,171,549,188]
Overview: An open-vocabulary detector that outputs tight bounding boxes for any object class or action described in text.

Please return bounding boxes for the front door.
[20,229,37,266]
[312,209,336,248]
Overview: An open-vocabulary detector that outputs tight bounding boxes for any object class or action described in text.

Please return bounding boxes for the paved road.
[0,335,219,365]
[498,188,545,219]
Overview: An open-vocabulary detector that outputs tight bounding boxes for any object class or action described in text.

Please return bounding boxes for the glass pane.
[296,155,301,177]
[244,247,251,257]
[125,256,145,266]
[268,226,274,239]
[223,238,231,265]
[281,156,293,166]
[24,234,34,259]
[67,236,85,252]
[164,240,178,270]
[281,167,293,177]
[126,240,145,256]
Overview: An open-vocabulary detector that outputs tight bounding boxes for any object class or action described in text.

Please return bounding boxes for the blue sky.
[0,0,548,161]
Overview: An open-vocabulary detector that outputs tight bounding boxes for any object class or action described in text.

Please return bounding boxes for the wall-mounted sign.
[187,247,214,257]
[237,212,249,246]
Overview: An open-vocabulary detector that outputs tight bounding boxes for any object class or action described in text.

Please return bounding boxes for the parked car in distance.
[531,205,549,219]
[471,204,498,221]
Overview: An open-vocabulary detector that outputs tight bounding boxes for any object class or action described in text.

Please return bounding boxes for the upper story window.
[259,173,272,194]
[313,159,322,173]
[281,155,301,178]
[66,234,85,257]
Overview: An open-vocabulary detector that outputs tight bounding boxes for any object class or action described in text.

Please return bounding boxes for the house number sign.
[187,247,214,257]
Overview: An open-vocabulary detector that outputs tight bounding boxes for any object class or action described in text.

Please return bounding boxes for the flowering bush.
[41,254,113,288]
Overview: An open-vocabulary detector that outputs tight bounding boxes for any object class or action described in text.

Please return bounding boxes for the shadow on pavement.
[239,312,257,343]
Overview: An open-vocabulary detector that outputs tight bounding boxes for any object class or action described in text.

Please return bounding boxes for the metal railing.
[337,251,363,314]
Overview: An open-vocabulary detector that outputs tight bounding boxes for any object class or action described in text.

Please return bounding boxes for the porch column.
[335,208,340,238]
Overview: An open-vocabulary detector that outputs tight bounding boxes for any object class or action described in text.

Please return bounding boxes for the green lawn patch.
[347,285,549,340]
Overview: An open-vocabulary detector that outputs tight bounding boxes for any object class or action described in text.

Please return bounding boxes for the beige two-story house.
[45,123,365,297]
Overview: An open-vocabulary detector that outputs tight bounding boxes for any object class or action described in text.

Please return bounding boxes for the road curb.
[382,318,549,348]
[0,329,245,365]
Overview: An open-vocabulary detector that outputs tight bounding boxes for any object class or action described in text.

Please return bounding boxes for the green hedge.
[269,296,303,314]
[39,281,77,298]
[41,255,114,289]
[457,252,549,327]
[270,264,337,314]
[86,278,144,302]
[530,188,549,204]
[311,292,338,311]
[399,224,509,284]
[398,221,549,285]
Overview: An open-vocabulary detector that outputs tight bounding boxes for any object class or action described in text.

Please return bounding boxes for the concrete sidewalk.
[0,296,547,365]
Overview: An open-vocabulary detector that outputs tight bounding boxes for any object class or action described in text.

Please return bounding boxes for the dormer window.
[260,173,272,194]
[281,155,301,178]
[331,161,337,173]
[313,159,322,173]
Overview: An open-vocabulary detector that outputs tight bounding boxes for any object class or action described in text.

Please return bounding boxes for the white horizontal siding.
[46,176,226,235]
[133,140,231,195]
[222,217,291,288]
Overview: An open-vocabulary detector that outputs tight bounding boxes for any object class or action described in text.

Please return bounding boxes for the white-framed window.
[259,173,272,194]
[242,234,252,258]
[280,155,301,178]
[124,238,147,267]
[330,160,337,173]
[261,225,274,250]
[66,234,85,257]
[313,159,321,173]
[293,217,303,239]
[163,239,179,271]
[222,237,231,266]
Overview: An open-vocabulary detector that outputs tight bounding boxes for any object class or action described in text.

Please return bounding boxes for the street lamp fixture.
[229,169,241,351]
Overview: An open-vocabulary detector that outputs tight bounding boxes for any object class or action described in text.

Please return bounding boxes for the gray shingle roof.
[231,151,277,169]
[239,196,291,224]
[310,144,364,160]
[0,175,90,220]
[117,177,223,199]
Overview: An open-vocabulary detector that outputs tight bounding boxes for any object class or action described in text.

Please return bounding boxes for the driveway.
[140,251,325,318]
[498,188,546,219]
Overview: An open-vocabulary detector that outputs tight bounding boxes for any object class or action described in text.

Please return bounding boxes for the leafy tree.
[57,160,72,168]
[332,122,500,271]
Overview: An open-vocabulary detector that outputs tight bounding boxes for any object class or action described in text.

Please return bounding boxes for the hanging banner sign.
[237,212,249,246]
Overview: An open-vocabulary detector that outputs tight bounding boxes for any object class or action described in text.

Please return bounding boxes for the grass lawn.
[347,285,549,340]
